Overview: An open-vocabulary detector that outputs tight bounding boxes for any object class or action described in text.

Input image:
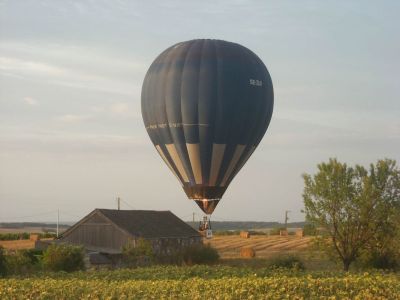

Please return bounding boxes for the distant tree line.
[0,222,70,229]
[186,221,306,231]
[0,232,57,241]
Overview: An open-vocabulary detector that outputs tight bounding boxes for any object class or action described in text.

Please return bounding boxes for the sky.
[0,0,399,223]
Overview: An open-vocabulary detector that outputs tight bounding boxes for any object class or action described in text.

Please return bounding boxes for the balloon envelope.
[141,39,273,214]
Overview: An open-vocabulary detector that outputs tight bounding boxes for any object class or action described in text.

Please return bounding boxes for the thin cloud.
[0,127,150,154]
[0,55,140,96]
[92,103,141,119]
[111,102,130,114]
[23,96,38,106]
[0,56,65,76]
[110,102,136,117]
[57,114,92,123]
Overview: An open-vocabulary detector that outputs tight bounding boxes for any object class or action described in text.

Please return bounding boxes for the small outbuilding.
[60,209,202,255]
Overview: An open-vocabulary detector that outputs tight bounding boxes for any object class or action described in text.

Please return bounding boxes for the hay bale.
[240,231,250,238]
[280,230,288,236]
[296,229,304,237]
[30,234,39,241]
[240,247,255,258]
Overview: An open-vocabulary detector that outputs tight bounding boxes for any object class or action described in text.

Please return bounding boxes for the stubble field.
[206,235,312,258]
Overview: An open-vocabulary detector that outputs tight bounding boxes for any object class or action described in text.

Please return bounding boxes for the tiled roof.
[97,209,201,238]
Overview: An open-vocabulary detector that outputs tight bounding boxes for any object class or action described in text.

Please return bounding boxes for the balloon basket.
[198,215,213,239]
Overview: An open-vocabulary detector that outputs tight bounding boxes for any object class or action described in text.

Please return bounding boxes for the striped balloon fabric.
[141,39,274,214]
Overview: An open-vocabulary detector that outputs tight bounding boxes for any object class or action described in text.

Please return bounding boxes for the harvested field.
[0,239,35,250]
[0,234,312,259]
[0,238,53,250]
[205,235,312,258]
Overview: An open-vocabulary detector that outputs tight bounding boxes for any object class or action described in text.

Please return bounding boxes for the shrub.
[358,249,399,270]
[267,255,305,270]
[5,250,38,274]
[368,252,399,270]
[155,249,184,265]
[183,244,219,265]
[0,232,30,241]
[213,230,240,236]
[122,238,154,267]
[43,244,85,272]
[22,249,43,264]
[38,232,57,239]
[0,247,6,276]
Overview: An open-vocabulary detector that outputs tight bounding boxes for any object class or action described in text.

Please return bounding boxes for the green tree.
[303,223,318,236]
[359,159,400,269]
[6,252,30,274]
[43,244,85,272]
[122,238,154,267]
[302,158,400,271]
[182,244,219,265]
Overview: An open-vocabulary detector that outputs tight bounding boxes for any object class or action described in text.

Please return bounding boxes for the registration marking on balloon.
[146,123,210,130]
[249,79,263,86]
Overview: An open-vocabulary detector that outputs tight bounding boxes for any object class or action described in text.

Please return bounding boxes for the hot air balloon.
[141,39,273,236]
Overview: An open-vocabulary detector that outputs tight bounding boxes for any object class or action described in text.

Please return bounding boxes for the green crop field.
[1,266,399,299]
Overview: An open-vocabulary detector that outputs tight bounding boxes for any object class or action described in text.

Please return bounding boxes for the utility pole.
[56,209,59,238]
[117,197,121,210]
[285,210,290,229]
